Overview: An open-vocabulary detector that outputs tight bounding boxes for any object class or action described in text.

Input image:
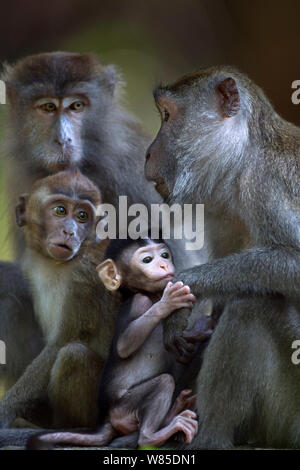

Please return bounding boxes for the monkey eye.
[163,109,170,122]
[161,252,170,259]
[53,206,67,216]
[41,102,57,113]
[69,101,85,112]
[142,256,153,264]
[76,210,89,222]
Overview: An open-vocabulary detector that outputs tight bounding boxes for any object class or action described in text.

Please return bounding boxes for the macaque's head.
[97,237,175,294]
[16,169,101,262]
[4,51,117,172]
[145,66,266,203]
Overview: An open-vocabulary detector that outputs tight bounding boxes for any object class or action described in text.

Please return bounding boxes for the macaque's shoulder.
[130,293,153,319]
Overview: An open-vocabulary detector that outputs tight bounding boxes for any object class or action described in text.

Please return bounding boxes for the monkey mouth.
[160,273,174,280]
[155,179,170,199]
[47,242,74,261]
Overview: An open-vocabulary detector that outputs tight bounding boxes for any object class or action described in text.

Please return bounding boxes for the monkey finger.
[179,410,197,419]
[171,285,191,297]
[175,338,196,363]
[167,336,194,363]
[175,301,196,310]
[167,281,184,294]
[176,293,197,303]
[178,389,193,399]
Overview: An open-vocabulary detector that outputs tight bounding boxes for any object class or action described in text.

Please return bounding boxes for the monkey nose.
[63,229,74,237]
[146,152,151,161]
[55,138,72,146]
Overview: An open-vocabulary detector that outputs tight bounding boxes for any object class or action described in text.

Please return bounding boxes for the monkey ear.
[217,77,240,118]
[96,259,122,291]
[15,195,29,227]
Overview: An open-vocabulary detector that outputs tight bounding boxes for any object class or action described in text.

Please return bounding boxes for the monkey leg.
[109,432,139,449]
[26,422,116,450]
[110,373,197,447]
[189,297,288,449]
[163,389,196,426]
[109,374,174,442]
[48,342,104,428]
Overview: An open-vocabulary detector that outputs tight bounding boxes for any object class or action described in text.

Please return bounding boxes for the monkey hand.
[183,315,216,344]
[163,306,196,364]
[160,281,196,316]
[170,410,198,445]
[173,390,197,413]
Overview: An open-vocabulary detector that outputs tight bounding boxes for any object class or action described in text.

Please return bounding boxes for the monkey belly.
[115,325,171,400]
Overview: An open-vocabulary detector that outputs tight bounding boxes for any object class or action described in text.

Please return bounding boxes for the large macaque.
[27,237,199,449]
[145,67,300,447]
[0,169,119,430]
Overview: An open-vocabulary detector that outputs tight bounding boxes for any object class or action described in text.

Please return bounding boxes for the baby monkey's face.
[127,242,175,293]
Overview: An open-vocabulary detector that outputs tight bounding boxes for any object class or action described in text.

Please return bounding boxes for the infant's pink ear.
[217,77,240,118]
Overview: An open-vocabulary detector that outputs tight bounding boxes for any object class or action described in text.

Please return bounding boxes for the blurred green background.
[0,0,299,260]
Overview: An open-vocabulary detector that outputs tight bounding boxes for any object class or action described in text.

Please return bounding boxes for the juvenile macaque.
[0,169,118,429]
[27,237,198,449]
[145,66,300,448]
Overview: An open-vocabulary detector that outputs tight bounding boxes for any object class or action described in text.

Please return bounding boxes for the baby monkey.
[29,237,198,449]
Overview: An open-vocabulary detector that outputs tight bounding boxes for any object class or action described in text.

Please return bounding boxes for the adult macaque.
[145,67,300,448]
[27,237,199,449]
[0,169,119,429]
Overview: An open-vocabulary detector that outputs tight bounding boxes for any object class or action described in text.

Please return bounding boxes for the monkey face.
[145,95,179,201]
[145,69,242,204]
[42,195,96,261]
[5,52,117,174]
[123,242,175,293]
[97,241,175,294]
[16,169,101,262]
[24,95,88,172]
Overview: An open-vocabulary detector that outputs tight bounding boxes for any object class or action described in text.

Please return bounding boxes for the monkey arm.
[0,342,61,428]
[176,246,300,300]
[117,296,170,359]
[164,246,300,363]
